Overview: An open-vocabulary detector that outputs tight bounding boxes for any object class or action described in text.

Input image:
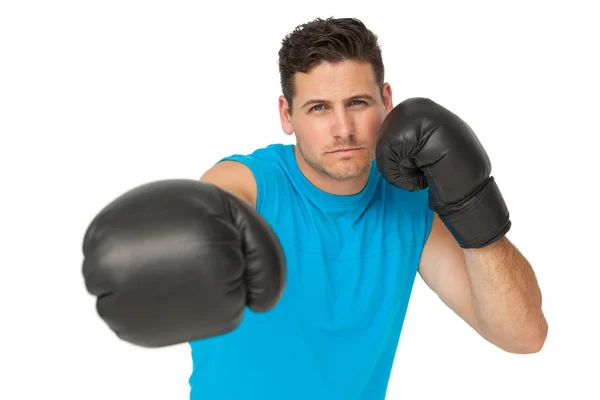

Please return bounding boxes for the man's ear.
[382,82,394,114]
[278,95,294,135]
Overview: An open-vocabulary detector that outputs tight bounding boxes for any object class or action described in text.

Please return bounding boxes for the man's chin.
[323,160,372,180]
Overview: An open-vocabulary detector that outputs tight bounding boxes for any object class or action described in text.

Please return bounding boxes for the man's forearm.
[464,236,548,353]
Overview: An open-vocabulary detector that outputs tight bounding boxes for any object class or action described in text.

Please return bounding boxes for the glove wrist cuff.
[436,177,511,248]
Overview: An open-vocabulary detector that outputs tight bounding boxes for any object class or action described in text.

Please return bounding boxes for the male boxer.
[82,17,548,399]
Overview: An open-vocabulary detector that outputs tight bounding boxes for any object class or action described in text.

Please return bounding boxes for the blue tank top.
[188,144,434,399]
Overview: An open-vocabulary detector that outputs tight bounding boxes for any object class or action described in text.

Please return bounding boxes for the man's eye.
[310,101,365,112]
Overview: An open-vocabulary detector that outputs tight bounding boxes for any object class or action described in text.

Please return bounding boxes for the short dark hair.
[278,17,385,110]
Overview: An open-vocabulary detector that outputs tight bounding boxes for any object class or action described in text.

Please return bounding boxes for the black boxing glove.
[376,97,511,248]
[82,179,286,347]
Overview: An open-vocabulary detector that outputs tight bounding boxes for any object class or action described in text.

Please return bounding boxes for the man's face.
[279,60,393,181]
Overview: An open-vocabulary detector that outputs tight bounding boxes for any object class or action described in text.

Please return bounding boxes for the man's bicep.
[200,160,257,207]
[418,214,479,330]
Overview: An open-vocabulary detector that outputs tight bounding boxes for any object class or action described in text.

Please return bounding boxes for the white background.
[1,0,599,399]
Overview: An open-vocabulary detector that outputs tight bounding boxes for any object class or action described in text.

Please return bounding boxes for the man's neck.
[293,145,370,196]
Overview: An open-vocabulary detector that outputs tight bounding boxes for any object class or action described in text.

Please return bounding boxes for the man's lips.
[327,147,363,154]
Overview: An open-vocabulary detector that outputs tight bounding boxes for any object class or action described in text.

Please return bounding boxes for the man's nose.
[332,109,354,137]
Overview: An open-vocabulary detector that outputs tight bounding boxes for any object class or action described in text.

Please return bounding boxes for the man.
[82,17,548,399]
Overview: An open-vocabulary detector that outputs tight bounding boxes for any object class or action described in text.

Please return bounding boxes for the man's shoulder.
[218,143,291,174]
[204,143,293,207]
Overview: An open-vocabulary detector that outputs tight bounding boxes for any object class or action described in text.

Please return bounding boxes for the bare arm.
[200,161,257,208]
[418,214,548,354]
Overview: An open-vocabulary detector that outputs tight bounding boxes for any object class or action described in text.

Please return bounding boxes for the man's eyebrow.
[300,93,376,109]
